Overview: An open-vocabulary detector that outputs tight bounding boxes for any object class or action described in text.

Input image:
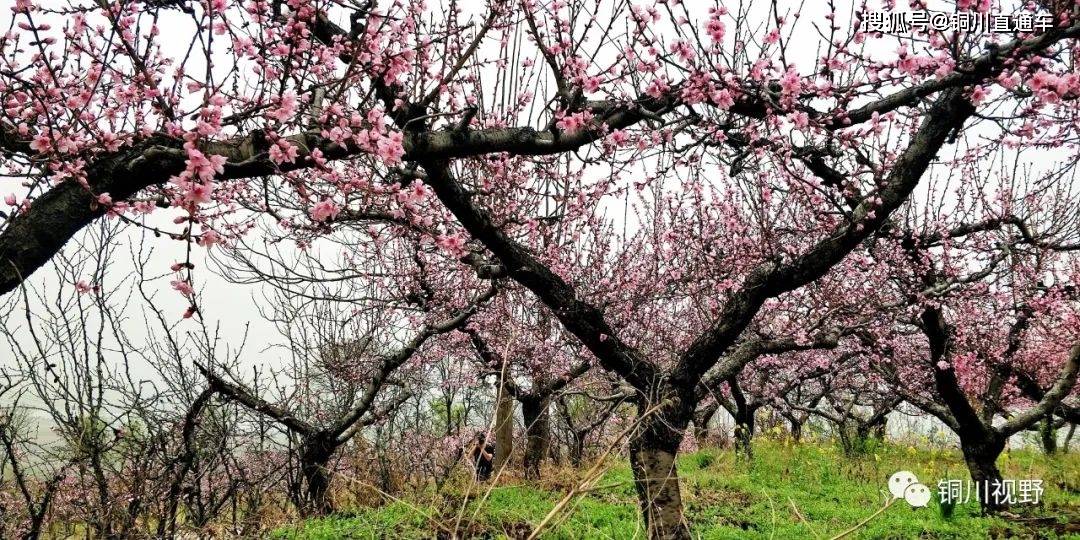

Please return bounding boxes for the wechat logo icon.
[888,470,931,508]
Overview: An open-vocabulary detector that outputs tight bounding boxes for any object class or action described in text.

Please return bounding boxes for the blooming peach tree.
[2,0,1079,536]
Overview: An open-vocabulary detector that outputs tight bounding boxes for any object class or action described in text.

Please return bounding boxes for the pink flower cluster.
[170,279,194,297]
[311,199,341,222]
[555,110,595,134]
[268,91,299,123]
[436,233,467,258]
[778,68,802,108]
[169,141,226,207]
[1029,70,1078,104]
[704,9,726,44]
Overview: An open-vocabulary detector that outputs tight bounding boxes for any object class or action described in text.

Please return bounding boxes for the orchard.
[0,0,1077,538]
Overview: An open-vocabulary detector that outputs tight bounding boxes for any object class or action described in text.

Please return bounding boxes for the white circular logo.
[904,482,932,507]
[888,470,919,499]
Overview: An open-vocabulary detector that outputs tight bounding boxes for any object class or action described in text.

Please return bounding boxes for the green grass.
[272,440,1080,539]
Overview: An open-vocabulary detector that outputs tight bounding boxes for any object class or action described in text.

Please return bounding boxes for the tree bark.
[692,402,719,446]
[959,435,1007,512]
[788,416,804,442]
[160,388,214,538]
[837,423,854,455]
[846,414,887,454]
[493,379,515,474]
[569,432,586,467]
[521,396,550,480]
[728,377,755,458]
[733,409,755,458]
[419,85,980,539]
[1039,414,1056,455]
[299,435,336,516]
[628,390,692,540]
[922,305,1007,512]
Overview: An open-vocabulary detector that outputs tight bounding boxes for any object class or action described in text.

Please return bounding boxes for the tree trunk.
[300,436,336,516]
[493,380,515,474]
[548,435,562,463]
[869,414,888,439]
[788,416,803,442]
[88,451,117,539]
[160,388,214,538]
[922,305,1008,512]
[23,481,58,540]
[959,435,1007,513]
[569,430,586,466]
[733,407,755,458]
[846,416,887,455]
[692,402,719,446]
[727,377,754,458]
[521,396,550,480]
[628,391,692,540]
[837,423,854,455]
[1039,414,1056,455]
[25,509,46,540]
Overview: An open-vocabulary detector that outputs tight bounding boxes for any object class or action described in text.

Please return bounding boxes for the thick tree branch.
[695,333,842,401]
[536,358,592,397]
[197,363,317,435]
[7,16,1076,298]
[673,88,975,385]
[833,22,1080,127]
[334,390,414,445]
[327,283,497,437]
[998,342,1080,437]
[921,306,996,441]
[419,159,658,389]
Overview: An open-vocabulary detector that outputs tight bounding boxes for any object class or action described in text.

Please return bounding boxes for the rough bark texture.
[692,402,719,445]
[299,435,336,516]
[728,377,757,458]
[959,436,1007,512]
[787,416,804,442]
[629,428,690,539]
[493,379,515,474]
[733,410,756,458]
[1039,415,1057,455]
[521,396,551,480]
[628,387,693,540]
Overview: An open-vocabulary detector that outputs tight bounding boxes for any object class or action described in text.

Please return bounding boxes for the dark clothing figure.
[471,442,495,481]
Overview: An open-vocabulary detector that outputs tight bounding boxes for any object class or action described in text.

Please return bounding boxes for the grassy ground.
[272,439,1079,539]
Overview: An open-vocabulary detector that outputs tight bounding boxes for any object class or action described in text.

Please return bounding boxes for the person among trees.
[470,431,495,481]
